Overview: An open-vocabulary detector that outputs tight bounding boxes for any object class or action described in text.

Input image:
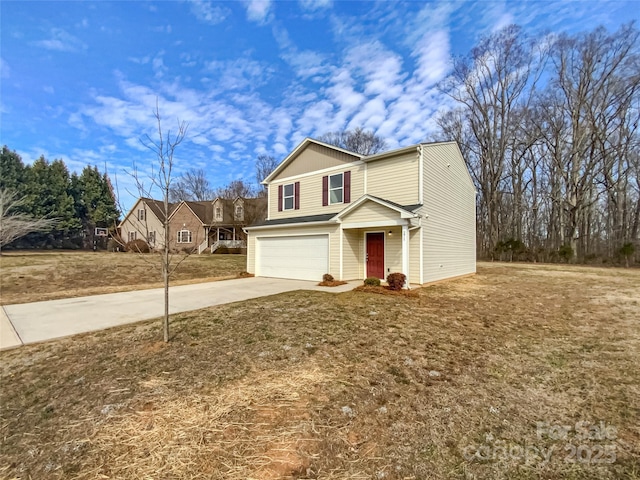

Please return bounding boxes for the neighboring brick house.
[118,196,267,253]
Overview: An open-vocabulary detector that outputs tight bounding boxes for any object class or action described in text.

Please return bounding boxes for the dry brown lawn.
[0,251,247,305]
[1,262,639,479]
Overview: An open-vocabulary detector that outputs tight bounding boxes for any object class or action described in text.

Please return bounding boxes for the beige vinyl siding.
[366,150,420,205]
[247,233,256,274]
[342,229,360,280]
[268,164,365,220]
[273,143,360,180]
[384,227,402,276]
[422,143,476,283]
[409,229,421,284]
[341,200,401,224]
[119,199,166,251]
[247,224,340,277]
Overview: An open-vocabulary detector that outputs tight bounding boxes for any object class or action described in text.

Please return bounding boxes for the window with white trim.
[329,173,343,204]
[215,206,222,221]
[148,231,156,245]
[138,209,146,221]
[177,230,192,243]
[128,231,137,242]
[235,205,244,220]
[283,183,295,210]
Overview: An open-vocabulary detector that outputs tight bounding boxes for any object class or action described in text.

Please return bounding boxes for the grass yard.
[1,262,639,479]
[0,251,247,305]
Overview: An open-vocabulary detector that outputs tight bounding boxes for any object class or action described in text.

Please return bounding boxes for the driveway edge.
[0,306,23,350]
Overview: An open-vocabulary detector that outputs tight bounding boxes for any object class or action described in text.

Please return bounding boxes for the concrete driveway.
[0,277,357,349]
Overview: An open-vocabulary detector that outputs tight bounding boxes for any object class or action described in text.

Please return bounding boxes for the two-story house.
[245,138,476,286]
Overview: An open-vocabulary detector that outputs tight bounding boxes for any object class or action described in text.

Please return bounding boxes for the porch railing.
[197,238,209,254]
[210,240,245,253]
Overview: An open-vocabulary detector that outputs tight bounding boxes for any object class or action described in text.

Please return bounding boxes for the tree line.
[0,146,120,249]
[435,23,639,264]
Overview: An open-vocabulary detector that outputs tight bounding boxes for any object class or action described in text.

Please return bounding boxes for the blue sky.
[1,0,637,211]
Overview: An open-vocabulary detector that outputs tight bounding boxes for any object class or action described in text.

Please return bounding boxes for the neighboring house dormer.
[233,198,245,221]
[212,198,224,223]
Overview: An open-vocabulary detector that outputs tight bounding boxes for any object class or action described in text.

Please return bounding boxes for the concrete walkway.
[0,277,358,349]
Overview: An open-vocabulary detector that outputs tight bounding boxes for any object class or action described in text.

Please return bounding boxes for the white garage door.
[257,235,329,281]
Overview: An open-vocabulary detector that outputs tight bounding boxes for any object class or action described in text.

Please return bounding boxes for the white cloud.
[245,0,273,24]
[32,28,87,52]
[0,58,10,78]
[203,57,272,90]
[412,30,451,87]
[189,0,230,25]
[299,0,333,11]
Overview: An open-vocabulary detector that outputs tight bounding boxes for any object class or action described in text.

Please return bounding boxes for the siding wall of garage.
[422,143,476,283]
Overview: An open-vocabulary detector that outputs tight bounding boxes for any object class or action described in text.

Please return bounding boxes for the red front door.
[366,232,385,279]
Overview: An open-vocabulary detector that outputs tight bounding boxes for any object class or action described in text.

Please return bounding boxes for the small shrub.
[364,277,381,287]
[558,244,573,263]
[322,273,334,282]
[386,272,406,291]
[125,239,150,253]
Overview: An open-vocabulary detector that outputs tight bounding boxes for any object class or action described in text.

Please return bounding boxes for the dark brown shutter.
[322,175,328,206]
[278,185,283,212]
[294,182,300,210]
[344,170,351,203]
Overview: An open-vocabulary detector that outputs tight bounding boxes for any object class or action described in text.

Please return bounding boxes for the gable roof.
[118,197,176,227]
[263,138,362,184]
[167,197,267,225]
[335,195,422,220]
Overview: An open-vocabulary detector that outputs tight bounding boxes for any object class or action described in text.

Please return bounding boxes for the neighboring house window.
[128,231,137,242]
[215,207,222,221]
[235,205,244,220]
[148,231,156,245]
[278,182,300,211]
[322,170,351,206]
[177,230,192,243]
[138,209,146,221]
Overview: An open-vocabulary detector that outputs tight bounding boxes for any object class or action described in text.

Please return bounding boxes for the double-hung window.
[322,171,351,206]
[138,209,146,221]
[215,207,222,221]
[128,231,137,242]
[329,173,343,204]
[277,182,300,212]
[148,231,156,245]
[177,230,192,243]
[283,183,295,210]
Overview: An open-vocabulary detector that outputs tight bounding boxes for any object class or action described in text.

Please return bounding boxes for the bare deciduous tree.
[0,188,56,251]
[255,154,278,196]
[317,127,387,155]
[169,168,214,202]
[215,179,256,199]
[123,100,190,342]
